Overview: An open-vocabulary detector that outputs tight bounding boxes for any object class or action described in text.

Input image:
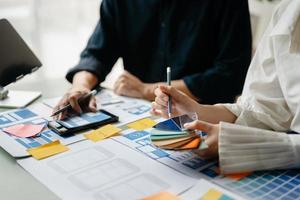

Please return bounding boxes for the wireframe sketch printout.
[0,108,85,157]
[18,139,196,200]
[114,129,214,179]
[114,129,300,200]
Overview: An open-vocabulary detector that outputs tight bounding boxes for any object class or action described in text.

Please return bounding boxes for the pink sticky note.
[3,124,45,138]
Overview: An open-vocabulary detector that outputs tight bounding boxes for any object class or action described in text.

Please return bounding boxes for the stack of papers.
[150,115,204,150]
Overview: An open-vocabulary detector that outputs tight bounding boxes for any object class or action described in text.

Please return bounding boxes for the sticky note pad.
[142,191,181,200]
[202,189,223,200]
[127,118,157,131]
[85,124,121,142]
[27,140,69,160]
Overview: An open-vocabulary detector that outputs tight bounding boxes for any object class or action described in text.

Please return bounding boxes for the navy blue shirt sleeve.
[183,0,252,104]
[66,0,119,84]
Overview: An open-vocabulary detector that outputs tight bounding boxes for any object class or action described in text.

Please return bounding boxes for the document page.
[18,139,196,200]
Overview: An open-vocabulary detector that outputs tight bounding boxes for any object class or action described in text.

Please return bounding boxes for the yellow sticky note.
[85,124,121,142]
[27,140,69,160]
[202,189,223,200]
[142,191,181,200]
[127,118,157,131]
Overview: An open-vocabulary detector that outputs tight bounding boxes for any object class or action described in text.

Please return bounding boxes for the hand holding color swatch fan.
[150,113,207,150]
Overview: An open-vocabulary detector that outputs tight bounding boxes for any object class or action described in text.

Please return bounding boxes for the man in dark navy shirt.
[53,0,252,119]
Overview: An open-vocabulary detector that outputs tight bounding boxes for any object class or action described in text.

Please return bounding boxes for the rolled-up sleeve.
[183,0,252,104]
[219,122,300,174]
[66,0,120,84]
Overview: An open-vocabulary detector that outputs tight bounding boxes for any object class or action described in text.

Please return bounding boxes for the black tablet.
[48,109,119,135]
[0,19,42,87]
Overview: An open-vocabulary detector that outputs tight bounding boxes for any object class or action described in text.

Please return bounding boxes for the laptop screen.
[0,19,42,87]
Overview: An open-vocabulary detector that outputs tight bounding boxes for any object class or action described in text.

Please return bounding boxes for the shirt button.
[161,23,166,28]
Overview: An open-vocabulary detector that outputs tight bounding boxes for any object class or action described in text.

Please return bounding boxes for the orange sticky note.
[142,191,181,200]
[127,118,157,131]
[27,140,69,160]
[202,189,223,200]
[215,167,251,181]
[225,172,251,181]
[84,124,121,142]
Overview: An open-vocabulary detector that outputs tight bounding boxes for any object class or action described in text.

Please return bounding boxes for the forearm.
[172,80,237,123]
[196,104,237,124]
[172,80,199,101]
[72,71,99,90]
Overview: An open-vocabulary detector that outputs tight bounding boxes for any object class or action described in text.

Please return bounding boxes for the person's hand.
[151,85,199,118]
[52,86,97,120]
[113,71,156,100]
[184,120,219,160]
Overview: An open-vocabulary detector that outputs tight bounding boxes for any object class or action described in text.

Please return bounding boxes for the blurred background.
[0,0,281,93]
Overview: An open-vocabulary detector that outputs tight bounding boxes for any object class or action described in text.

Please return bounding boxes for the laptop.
[0,19,42,108]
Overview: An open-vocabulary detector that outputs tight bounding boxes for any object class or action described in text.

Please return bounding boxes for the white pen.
[167,67,172,118]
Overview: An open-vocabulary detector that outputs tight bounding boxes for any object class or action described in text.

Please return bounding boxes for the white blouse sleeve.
[216,0,300,174]
[219,122,300,174]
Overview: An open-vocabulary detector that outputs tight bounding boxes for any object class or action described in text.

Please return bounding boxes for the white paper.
[18,139,197,200]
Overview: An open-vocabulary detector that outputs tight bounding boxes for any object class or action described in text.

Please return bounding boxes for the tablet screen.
[57,111,112,129]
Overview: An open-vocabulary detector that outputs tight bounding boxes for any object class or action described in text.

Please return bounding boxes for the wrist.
[142,83,161,101]
[72,71,98,90]
[69,85,91,93]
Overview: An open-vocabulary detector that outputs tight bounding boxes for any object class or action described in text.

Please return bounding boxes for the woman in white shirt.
[151,0,300,174]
